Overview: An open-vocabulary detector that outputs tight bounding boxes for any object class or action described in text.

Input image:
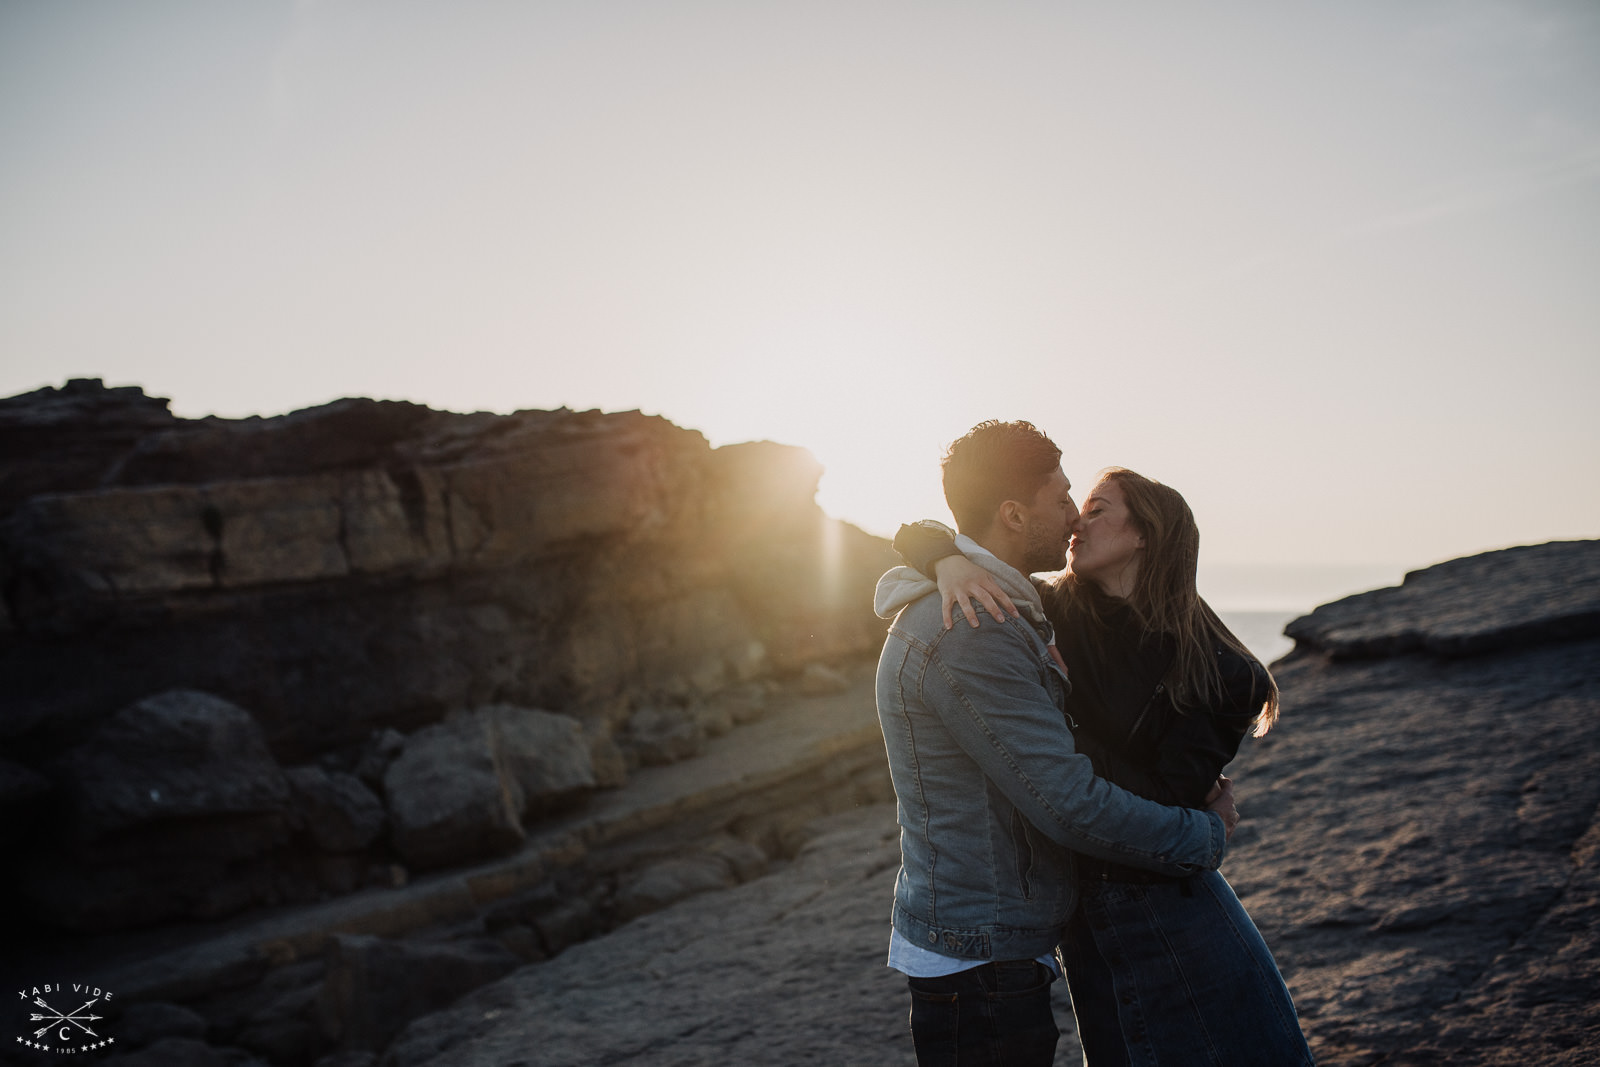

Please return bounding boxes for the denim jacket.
[874,540,1227,962]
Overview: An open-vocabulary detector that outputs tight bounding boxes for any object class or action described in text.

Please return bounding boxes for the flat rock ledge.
[377,542,1600,1067]
[1286,539,1600,659]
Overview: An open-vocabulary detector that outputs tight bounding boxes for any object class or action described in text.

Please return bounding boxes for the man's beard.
[1022,521,1066,575]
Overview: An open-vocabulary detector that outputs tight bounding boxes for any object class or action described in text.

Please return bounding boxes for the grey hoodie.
[874,533,1054,639]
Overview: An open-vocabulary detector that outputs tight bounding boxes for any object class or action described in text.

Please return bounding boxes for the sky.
[2,1,1596,610]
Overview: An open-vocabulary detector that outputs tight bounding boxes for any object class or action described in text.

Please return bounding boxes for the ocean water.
[1215,610,1300,667]
[1203,562,1409,667]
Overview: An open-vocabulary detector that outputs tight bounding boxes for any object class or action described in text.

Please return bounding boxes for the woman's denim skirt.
[1062,868,1315,1066]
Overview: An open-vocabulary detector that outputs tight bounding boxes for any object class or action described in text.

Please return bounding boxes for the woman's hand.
[932,556,1020,630]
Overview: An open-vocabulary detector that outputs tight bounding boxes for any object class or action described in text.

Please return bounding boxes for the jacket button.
[927,932,937,943]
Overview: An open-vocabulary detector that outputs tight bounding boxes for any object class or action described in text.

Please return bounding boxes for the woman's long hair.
[1054,467,1280,736]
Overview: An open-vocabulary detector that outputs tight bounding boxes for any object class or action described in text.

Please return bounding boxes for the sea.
[1203,563,1408,667]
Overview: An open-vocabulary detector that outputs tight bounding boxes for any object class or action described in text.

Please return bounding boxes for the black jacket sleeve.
[1131,649,1266,808]
[893,521,964,577]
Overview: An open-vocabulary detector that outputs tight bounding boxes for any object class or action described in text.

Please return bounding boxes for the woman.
[894,466,1314,1066]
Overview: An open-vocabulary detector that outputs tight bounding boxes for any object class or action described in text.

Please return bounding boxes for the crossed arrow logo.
[28,995,102,1041]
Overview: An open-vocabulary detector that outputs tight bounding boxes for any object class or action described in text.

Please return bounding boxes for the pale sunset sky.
[2,2,1596,610]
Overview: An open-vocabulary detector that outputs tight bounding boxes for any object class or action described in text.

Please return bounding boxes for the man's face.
[1020,467,1079,573]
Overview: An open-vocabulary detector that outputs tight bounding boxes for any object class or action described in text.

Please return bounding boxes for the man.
[873,420,1237,1066]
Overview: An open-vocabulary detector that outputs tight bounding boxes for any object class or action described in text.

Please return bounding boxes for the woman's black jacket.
[893,522,1268,810]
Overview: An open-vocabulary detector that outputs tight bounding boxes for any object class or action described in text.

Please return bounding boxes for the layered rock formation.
[0,379,895,933]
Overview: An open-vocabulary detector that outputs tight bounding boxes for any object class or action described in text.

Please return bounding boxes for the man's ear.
[996,500,1027,533]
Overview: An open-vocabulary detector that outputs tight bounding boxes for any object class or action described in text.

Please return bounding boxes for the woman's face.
[1068,479,1144,594]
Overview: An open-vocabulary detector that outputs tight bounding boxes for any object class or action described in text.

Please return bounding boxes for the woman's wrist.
[893,520,963,579]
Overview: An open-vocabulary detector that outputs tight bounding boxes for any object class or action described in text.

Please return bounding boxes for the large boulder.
[17,690,298,931]
[480,705,597,818]
[382,715,526,872]
[381,705,600,871]
[54,689,289,841]
[285,766,386,854]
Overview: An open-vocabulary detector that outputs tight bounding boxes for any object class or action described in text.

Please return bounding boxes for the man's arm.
[922,612,1228,875]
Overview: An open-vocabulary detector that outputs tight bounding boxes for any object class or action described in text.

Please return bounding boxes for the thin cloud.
[1341,148,1600,240]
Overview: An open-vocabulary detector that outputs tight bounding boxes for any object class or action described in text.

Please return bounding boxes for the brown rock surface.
[0,381,894,762]
[0,380,895,934]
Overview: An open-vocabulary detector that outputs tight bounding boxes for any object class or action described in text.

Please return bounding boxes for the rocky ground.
[351,542,1600,1067]
[3,382,1594,1066]
[4,540,1587,1067]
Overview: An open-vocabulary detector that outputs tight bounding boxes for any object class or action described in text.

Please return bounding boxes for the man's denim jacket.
[874,539,1227,962]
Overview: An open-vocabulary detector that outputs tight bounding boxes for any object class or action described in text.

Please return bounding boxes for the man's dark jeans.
[906,959,1059,1066]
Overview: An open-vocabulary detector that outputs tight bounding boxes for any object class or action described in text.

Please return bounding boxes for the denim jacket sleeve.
[922,612,1227,875]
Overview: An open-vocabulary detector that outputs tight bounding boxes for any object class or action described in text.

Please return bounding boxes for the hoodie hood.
[873,535,1053,636]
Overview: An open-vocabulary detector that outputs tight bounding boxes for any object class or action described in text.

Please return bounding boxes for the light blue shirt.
[888,928,1061,978]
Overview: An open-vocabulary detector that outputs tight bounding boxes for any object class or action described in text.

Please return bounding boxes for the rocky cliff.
[0,379,896,934]
[4,383,1594,1066]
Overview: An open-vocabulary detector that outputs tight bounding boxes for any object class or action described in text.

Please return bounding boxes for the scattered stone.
[232,1017,316,1065]
[352,729,405,792]
[117,1001,209,1048]
[314,934,520,1053]
[479,705,596,817]
[366,863,408,889]
[585,726,628,790]
[622,704,706,767]
[718,681,769,726]
[491,925,547,963]
[533,899,597,958]
[286,766,386,854]
[613,854,736,922]
[382,717,525,872]
[101,1036,242,1067]
[701,833,770,883]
